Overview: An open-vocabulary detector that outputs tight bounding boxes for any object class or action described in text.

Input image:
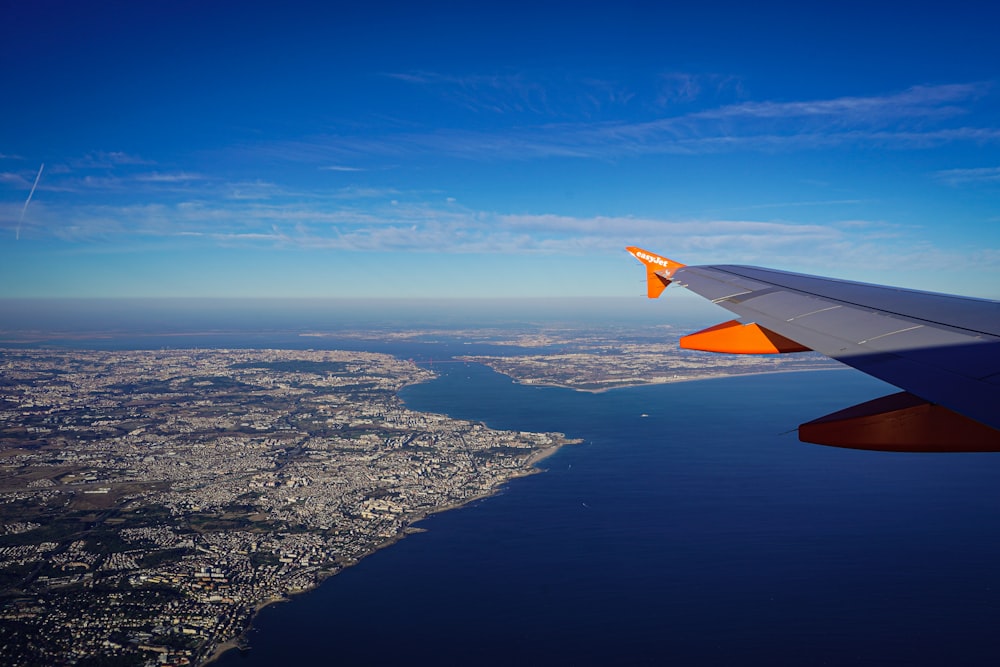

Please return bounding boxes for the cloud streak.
[16,163,43,241]
[240,82,999,165]
[384,71,555,115]
[71,151,154,168]
[6,187,940,271]
[6,160,994,296]
[935,166,1000,185]
[5,80,997,295]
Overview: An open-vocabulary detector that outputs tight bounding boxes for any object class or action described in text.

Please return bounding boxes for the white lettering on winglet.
[633,250,671,268]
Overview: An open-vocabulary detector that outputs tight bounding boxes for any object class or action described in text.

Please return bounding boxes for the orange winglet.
[626,246,686,298]
[799,392,1000,452]
[680,319,810,354]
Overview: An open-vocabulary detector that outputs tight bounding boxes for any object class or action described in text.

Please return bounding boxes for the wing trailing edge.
[800,392,1000,452]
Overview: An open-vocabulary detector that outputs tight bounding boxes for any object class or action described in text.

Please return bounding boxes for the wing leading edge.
[626,246,1000,452]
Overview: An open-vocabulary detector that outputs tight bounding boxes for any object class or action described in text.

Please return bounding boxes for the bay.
[215,362,1000,666]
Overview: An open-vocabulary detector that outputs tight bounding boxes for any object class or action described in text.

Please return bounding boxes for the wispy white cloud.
[935,166,1000,185]
[2,189,944,272]
[384,71,554,115]
[320,165,365,172]
[385,70,747,120]
[327,186,400,199]
[694,83,987,123]
[654,72,744,107]
[6,177,995,296]
[247,82,999,165]
[0,171,30,187]
[5,80,997,287]
[223,180,285,201]
[31,172,210,196]
[133,171,204,183]
[71,151,155,169]
[726,199,864,211]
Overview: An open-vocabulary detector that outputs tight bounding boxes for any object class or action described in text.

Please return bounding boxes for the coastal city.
[0,348,574,666]
[0,332,840,666]
[311,324,841,393]
[411,326,840,391]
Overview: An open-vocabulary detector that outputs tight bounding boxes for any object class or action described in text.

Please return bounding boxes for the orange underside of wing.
[680,320,810,354]
[799,392,1000,452]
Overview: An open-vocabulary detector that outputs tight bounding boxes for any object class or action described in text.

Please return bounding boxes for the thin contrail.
[16,163,44,241]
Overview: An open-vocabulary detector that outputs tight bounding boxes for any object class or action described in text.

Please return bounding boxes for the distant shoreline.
[475,364,848,394]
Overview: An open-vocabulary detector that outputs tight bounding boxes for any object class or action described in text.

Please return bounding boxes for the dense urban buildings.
[0,348,571,665]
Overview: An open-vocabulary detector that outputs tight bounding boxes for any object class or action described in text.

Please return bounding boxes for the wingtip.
[626,246,686,298]
[626,246,686,274]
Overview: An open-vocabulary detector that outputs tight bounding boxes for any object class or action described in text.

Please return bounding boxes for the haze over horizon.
[3,1,999,300]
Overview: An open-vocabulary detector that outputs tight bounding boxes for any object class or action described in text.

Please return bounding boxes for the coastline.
[202,436,575,666]
[483,364,848,394]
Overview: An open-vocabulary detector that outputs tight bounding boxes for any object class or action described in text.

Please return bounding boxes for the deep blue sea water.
[213,359,1000,666]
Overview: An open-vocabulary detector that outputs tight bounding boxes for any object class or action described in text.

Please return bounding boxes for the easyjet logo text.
[634,251,671,268]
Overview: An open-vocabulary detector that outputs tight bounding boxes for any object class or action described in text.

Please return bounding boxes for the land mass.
[0,327,840,665]
[0,348,575,666]
[449,328,842,391]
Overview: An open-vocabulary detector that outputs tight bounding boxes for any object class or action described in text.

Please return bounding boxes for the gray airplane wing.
[627,246,1000,451]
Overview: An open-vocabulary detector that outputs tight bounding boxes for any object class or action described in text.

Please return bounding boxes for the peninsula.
[0,326,838,665]
[0,348,574,665]
[454,328,842,391]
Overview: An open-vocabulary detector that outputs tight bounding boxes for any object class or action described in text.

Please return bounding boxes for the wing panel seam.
[712,291,753,303]
[707,266,999,339]
[858,325,924,345]
[787,305,842,321]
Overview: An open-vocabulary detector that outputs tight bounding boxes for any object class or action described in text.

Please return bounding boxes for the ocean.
[211,358,1000,666]
[5,302,998,666]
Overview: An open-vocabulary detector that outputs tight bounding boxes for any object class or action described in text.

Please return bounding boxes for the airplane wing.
[627,246,1000,452]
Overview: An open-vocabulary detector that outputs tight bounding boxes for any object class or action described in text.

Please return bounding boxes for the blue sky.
[2,0,1000,299]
